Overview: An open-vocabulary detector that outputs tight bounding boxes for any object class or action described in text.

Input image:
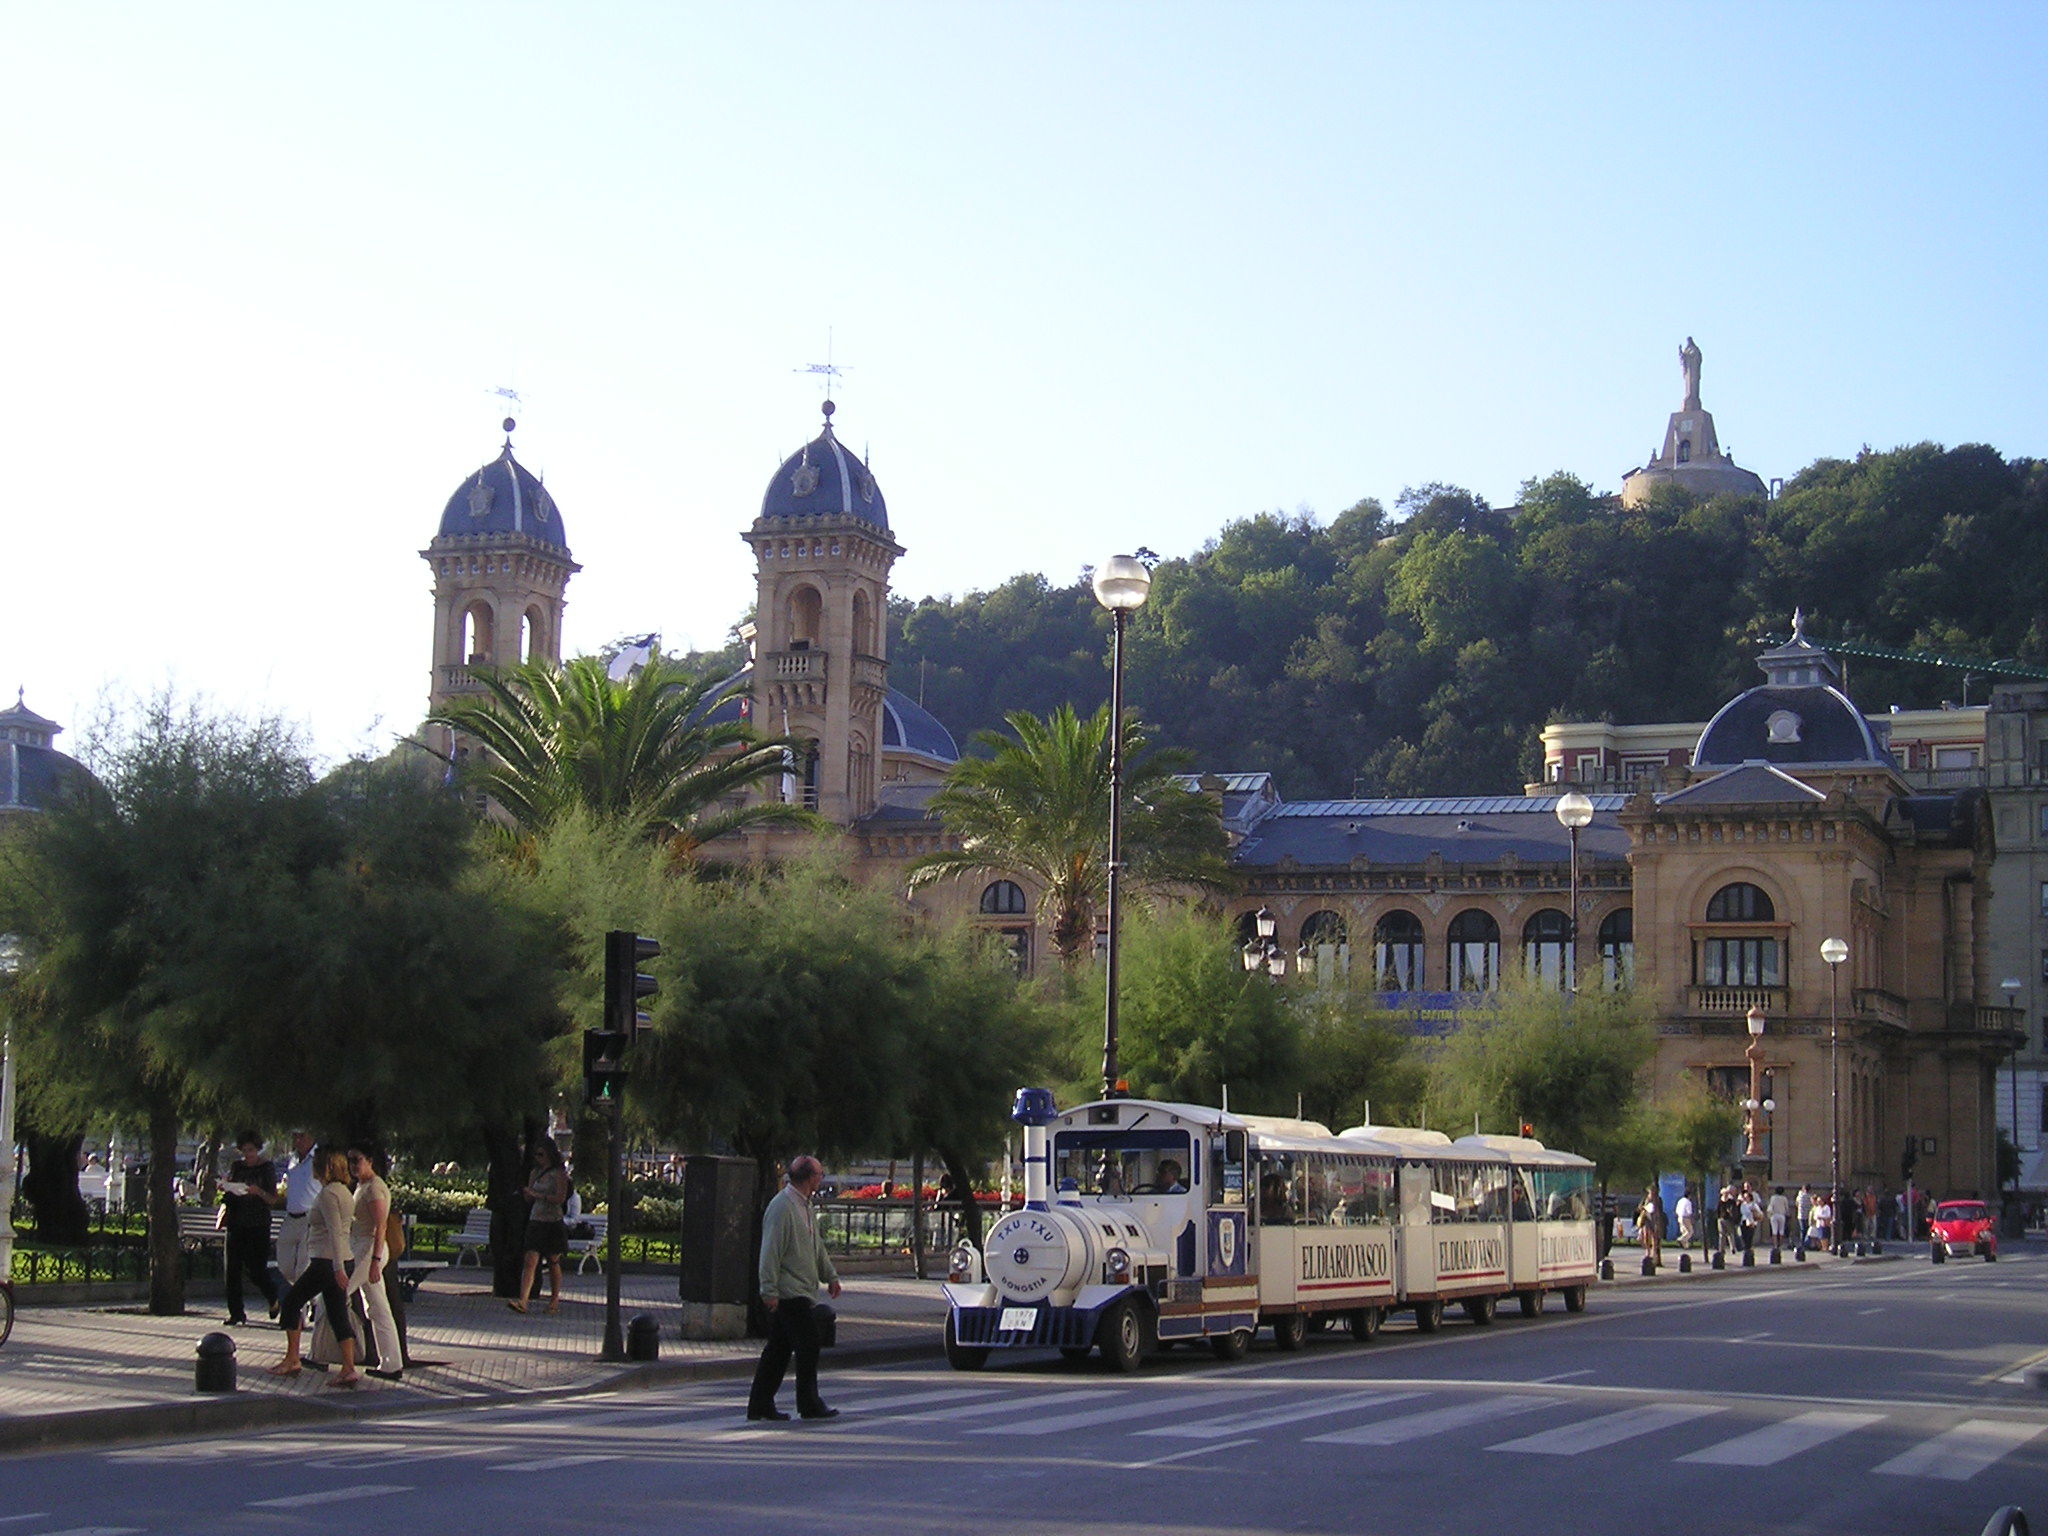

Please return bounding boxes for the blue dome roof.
[437,436,570,553]
[760,404,888,530]
[1693,685,1895,770]
[882,690,957,762]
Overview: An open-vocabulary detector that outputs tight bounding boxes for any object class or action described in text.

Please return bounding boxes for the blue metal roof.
[1234,797,1631,869]
[1694,684,1894,770]
[436,442,571,554]
[1267,794,1630,818]
[882,691,958,762]
[760,406,889,531]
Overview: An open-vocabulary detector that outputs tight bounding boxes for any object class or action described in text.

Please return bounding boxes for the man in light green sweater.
[746,1155,843,1422]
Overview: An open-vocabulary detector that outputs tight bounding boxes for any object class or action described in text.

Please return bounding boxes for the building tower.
[420,419,581,757]
[745,400,904,822]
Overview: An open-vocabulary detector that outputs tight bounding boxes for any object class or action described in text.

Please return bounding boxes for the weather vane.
[793,329,848,404]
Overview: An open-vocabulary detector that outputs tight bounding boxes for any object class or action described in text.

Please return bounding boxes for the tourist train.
[941,1087,1598,1371]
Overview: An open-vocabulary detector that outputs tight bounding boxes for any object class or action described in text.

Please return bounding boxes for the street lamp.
[0,934,21,1282]
[1742,1006,1772,1162]
[1239,906,1287,979]
[1093,553,1151,1095]
[1554,791,1594,995]
[2003,977,2023,1206]
[1820,936,1847,1245]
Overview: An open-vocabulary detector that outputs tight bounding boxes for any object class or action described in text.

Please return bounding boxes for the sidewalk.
[0,1265,948,1454]
[0,1240,1875,1454]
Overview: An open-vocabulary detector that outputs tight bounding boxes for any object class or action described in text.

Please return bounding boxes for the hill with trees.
[879,442,2048,797]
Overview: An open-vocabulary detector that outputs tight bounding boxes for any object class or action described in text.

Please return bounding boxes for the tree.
[1294,989,1425,1131]
[0,697,558,1312]
[907,704,1230,964]
[426,654,818,847]
[1426,982,1655,1156]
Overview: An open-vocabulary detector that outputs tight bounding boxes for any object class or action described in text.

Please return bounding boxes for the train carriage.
[943,1087,1597,1371]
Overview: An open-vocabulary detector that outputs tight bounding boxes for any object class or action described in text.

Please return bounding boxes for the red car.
[1929,1200,1998,1262]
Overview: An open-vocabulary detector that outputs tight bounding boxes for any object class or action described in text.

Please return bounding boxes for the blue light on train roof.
[1011,1087,1059,1126]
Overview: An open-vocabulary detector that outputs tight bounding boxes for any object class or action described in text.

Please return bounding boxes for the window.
[2040,881,2048,920]
[1521,909,1572,990]
[1447,909,1500,991]
[980,880,1027,915]
[1699,936,1781,987]
[2038,804,2048,838]
[1599,908,1634,990]
[1706,883,1774,922]
[1052,1129,1193,1198]
[1372,910,1424,991]
[1299,910,1349,984]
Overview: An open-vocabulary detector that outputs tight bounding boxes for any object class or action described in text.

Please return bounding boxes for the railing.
[9,1244,201,1286]
[852,653,887,694]
[1975,1004,2027,1035]
[437,664,487,693]
[768,650,821,680]
[1852,988,1909,1028]
[1686,986,1786,1016]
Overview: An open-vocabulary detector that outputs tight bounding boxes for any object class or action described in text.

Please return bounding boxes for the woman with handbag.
[510,1137,570,1315]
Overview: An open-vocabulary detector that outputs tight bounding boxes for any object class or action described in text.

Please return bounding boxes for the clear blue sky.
[5,4,2044,764]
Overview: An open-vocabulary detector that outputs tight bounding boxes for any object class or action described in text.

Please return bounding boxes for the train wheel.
[1210,1326,1253,1362]
[1562,1285,1588,1314]
[943,1315,988,1371]
[1463,1294,1497,1326]
[1099,1300,1150,1374]
[1347,1307,1380,1343]
[1414,1300,1443,1334]
[1518,1290,1541,1318]
[1272,1312,1307,1351]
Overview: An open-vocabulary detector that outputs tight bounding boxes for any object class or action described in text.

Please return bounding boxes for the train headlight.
[1106,1247,1132,1284]
[948,1242,978,1283]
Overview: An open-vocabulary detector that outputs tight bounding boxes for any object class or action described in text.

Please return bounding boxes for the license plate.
[998,1307,1038,1333]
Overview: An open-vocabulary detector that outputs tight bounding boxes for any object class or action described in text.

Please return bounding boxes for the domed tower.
[420,420,581,755]
[746,400,904,822]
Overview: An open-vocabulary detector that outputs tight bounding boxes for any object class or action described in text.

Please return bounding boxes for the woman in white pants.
[345,1142,406,1380]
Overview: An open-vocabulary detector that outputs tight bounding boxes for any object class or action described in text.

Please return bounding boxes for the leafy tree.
[1294,988,1426,1131]
[0,698,557,1312]
[1080,907,1301,1113]
[1666,1086,1743,1232]
[907,704,1231,964]
[426,655,817,847]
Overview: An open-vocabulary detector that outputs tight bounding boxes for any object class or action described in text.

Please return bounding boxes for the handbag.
[812,1302,837,1349]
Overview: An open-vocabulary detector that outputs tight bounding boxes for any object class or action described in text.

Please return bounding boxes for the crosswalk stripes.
[894,1387,1106,1423]
[1489,1402,1725,1456]
[1676,1409,1885,1467]
[1138,1390,1425,1440]
[1307,1394,1558,1446]
[1874,1419,2046,1481]
[974,1392,1263,1437]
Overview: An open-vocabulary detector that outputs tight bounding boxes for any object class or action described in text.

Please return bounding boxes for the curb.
[1598,1253,1840,1286]
[0,1334,944,1459]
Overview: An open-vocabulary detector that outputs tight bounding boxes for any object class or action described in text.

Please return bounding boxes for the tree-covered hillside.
[881,442,2048,798]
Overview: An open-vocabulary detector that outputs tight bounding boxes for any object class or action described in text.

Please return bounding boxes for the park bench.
[449,1208,494,1265]
[567,1214,608,1275]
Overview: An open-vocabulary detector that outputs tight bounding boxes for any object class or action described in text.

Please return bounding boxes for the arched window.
[461,601,495,665]
[1298,910,1349,985]
[1447,909,1499,992]
[1697,883,1780,987]
[980,880,1027,915]
[1372,910,1423,991]
[520,605,545,664]
[1599,908,1634,990]
[1521,909,1572,990]
[1706,883,1774,922]
[789,586,823,649]
[851,590,874,657]
[1677,439,1692,463]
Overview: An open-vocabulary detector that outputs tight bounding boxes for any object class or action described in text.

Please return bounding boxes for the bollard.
[626,1313,661,1363]
[1869,1241,1882,1256]
[1640,1254,1655,1277]
[1598,1257,1614,1281]
[1710,1248,1725,1271]
[195,1331,238,1394]
[1741,1248,1755,1268]
[1678,1252,1692,1273]
[1769,1247,1782,1265]
[1794,1246,1805,1261]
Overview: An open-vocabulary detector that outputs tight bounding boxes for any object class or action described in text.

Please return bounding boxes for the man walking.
[747,1155,843,1423]
[266,1130,320,1283]
[1674,1187,1698,1249]
[1766,1186,1790,1254]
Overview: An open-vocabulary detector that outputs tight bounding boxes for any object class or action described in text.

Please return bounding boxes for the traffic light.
[584,1026,627,1106]
[605,929,661,1042]
[1902,1133,1918,1181]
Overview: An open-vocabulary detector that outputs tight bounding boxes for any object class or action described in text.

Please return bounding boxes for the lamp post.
[1554,791,1593,995]
[1741,1006,1772,1162]
[2003,976,2023,1207]
[1093,553,1151,1095]
[0,934,21,1283]
[1820,936,1847,1245]
[1240,906,1287,980]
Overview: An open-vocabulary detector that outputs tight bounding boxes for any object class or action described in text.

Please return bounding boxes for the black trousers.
[224,1226,278,1322]
[748,1297,825,1414]
[279,1256,356,1345]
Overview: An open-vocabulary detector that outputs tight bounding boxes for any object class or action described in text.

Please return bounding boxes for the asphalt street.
[3,1249,2044,1536]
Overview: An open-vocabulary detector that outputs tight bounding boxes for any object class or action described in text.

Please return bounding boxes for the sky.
[4,4,2045,766]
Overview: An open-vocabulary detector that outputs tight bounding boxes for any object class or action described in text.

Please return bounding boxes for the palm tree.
[426,655,819,846]
[907,703,1231,965]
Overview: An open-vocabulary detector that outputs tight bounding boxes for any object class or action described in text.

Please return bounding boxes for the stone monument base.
[678,1301,749,1341]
